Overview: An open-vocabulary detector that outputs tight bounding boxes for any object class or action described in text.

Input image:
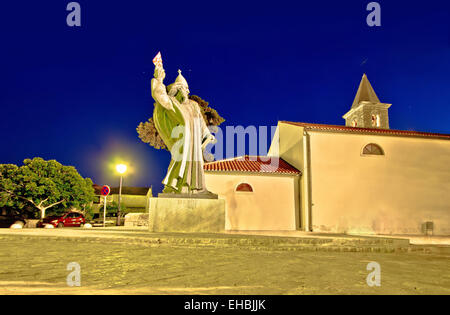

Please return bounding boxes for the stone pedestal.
[148,197,225,232]
[124,213,149,227]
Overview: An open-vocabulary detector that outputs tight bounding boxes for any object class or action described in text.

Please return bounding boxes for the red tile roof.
[281,121,450,140]
[204,156,301,175]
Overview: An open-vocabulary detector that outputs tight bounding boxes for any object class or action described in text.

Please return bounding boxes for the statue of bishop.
[150,52,216,195]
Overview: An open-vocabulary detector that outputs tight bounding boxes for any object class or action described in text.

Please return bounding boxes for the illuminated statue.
[150,52,216,194]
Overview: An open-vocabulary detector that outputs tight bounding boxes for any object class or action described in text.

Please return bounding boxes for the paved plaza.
[0,228,449,295]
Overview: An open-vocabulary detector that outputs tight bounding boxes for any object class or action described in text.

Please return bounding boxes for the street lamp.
[115,164,127,226]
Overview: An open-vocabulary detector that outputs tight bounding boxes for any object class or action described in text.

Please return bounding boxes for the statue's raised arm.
[151,66,174,112]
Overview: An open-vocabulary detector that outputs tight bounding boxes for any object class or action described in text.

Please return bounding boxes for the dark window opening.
[363,143,384,155]
[236,183,253,192]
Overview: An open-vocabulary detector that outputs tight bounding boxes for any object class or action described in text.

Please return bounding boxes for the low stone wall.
[25,220,40,228]
[148,197,225,233]
[124,213,149,227]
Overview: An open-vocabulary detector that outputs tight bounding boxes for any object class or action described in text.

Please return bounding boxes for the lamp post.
[115,164,127,226]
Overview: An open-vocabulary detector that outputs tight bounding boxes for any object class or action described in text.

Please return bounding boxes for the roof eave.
[204,170,301,176]
[279,121,450,140]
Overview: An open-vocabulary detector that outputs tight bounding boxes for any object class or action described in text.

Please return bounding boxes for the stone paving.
[0,228,449,294]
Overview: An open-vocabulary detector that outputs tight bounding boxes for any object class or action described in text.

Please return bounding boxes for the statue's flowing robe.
[151,79,211,193]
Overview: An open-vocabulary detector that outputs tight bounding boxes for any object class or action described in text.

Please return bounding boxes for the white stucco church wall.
[205,173,299,230]
[308,131,450,235]
[204,157,301,231]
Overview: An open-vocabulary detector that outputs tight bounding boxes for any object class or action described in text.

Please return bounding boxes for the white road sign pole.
[103,196,107,228]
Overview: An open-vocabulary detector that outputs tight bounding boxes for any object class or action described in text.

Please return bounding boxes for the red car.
[38,212,86,228]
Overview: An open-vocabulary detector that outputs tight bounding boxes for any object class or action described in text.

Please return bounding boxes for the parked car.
[0,208,26,228]
[37,212,86,228]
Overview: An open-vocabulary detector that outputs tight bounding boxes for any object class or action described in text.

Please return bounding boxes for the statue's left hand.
[206,134,216,145]
[202,134,216,151]
[211,134,217,144]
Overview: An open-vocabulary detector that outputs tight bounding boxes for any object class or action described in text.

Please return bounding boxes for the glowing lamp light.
[116,164,127,174]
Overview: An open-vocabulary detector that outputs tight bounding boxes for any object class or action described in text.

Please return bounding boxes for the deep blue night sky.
[1,1,449,192]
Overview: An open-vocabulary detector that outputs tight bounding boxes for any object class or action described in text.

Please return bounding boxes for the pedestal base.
[148,197,225,232]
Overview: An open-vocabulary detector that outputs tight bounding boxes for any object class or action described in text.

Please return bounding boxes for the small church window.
[362,143,384,156]
[236,183,253,192]
[352,120,358,127]
[372,114,381,127]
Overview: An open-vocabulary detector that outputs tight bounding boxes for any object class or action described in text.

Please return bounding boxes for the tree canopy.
[104,201,127,215]
[0,158,95,219]
[137,95,225,151]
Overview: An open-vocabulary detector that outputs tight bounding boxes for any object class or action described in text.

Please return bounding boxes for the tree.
[137,95,225,150]
[137,118,167,150]
[0,158,95,219]
[189,95,225,126]
[0,164,25,215]
[104,201,126,216]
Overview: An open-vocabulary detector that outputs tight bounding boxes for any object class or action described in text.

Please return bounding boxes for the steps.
[0,231,420,253]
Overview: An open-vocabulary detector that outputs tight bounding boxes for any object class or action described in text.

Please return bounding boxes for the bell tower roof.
[351,74,380,108]
[343,74,391,129]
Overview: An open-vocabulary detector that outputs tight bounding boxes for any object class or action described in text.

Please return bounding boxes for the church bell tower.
[343,74,391,129]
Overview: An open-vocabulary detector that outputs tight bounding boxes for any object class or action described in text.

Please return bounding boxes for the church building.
[205,74,450,236]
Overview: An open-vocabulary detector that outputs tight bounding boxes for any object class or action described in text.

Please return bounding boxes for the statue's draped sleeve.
[151,78,173,111]
[151,78,185,151]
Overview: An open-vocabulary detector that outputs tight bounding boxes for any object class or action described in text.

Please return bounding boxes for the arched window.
[371,114,381,127]
[236,183,253,192]
[362,143,384,156]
